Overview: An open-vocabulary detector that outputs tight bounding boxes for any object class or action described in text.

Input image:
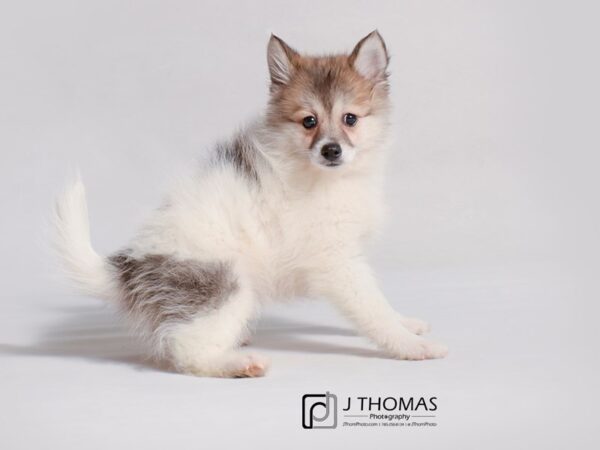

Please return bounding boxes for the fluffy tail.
[52,176,115,300]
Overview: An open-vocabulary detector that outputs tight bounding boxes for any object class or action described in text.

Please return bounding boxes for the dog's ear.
[350,30,389,81]
[267,34,298,87]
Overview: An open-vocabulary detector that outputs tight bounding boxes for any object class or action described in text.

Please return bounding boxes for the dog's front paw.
[400,316,431,335]
[389,337,448,360]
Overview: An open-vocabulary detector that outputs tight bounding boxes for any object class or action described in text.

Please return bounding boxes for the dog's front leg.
[310,257,448,360]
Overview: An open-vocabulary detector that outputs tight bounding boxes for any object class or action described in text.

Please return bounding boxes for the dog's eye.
[343,113,357,127]
[302,116,318,129]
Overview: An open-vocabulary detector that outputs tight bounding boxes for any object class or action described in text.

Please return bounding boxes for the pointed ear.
[267,34,298,86]
[350,31,389,81]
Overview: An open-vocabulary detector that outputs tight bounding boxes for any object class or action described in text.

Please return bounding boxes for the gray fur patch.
[215,133,259,183]
[108,252,238,331]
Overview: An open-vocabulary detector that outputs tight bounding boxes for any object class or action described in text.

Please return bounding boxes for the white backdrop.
[1,1,598,449]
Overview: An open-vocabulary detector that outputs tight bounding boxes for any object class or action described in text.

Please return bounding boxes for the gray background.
[1,1,598,449]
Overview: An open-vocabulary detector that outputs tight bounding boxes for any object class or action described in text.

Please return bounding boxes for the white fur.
[52,176,116,300]
[53,34,448,378]
[53,121,447,377]
[167,279,267,377]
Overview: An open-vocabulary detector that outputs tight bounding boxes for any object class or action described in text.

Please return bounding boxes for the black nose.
[321,143,342,161]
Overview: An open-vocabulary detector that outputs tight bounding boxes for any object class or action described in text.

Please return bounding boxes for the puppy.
[53,31,448,377]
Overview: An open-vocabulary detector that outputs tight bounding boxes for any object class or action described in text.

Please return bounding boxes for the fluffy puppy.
[53,31,448,377]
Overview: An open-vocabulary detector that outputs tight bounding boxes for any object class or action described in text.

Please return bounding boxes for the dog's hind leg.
[166,285,268,378]
[109,252,268,377]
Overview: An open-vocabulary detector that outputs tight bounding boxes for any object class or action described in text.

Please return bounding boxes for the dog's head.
[265,31,390,171]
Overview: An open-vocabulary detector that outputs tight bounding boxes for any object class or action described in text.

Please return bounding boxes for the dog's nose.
[321,143,342,161]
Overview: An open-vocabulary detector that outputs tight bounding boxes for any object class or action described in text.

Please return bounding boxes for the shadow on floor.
[0,305,157,371]
[251,316,383,359]
[0,304,383,371]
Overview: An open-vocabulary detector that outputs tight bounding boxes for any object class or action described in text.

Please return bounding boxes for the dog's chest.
[259,177,382,258]
[242,178,382,298]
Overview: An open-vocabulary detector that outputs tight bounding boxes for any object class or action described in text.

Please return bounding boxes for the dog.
[52,31,448,377]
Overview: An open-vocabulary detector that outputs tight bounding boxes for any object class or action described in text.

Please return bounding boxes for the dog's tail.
[51,176,116,300]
